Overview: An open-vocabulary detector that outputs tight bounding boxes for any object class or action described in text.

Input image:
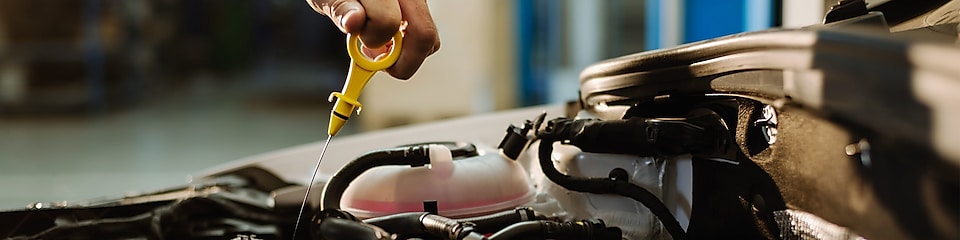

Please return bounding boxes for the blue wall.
[647,0,774,48]
[685,0,748,43]
[515,0,775,106]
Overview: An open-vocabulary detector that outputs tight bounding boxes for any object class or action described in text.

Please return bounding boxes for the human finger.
[356,0,402,48]
[386,0,440,79]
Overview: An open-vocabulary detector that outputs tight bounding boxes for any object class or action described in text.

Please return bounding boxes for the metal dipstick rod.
[291,31,403,239]
[292,135,331,238]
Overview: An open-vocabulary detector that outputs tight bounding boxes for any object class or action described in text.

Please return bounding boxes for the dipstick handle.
[328,31,403,136]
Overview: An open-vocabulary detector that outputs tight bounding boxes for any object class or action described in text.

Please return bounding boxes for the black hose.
[420,214,482,240]
[538,139,688,240]
[486,221,541,240]
[548,116,721,157]
[456,208,545,233]
[362,212,426,237]
[316,218,390,240]
[364,208,546,236]
[362,212,486,240]
[486,220,622,240]
[321,145,431,211]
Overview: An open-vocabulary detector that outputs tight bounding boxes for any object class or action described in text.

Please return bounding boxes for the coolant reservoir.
[341,142,535,218]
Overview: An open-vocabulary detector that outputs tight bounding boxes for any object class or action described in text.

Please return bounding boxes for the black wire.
[538,139,688,240]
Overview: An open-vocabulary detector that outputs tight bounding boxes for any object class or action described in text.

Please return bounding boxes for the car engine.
[2,5,959,240]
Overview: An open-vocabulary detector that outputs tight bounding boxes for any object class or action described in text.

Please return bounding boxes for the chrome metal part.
[774,209,866,240]
[844,138,872,167]
[293,134,333,239]
[754,105,779,145]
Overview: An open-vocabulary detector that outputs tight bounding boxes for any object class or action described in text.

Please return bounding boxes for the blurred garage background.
[0,0,826,209]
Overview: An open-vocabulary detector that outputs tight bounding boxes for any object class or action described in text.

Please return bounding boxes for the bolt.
[608,168,630,182]
[845,138,871,167]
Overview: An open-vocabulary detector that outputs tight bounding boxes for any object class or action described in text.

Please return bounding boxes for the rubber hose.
[456,208,544,234]
[538,139,688,240]
[486,220,622,240]
[364,212,490,240]
[485,221,542,240]
[321,146,430,211]
[363,212,425,237]
[316,218,387,240]
[365,209,540,236]
[421,214,468,239]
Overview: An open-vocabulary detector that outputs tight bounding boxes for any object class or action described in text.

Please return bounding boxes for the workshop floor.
[0,72,352,210]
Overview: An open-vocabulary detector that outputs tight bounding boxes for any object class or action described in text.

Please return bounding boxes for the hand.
[307,0,441,79]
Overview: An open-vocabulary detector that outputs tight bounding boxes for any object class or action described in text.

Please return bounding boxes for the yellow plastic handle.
[328,31,403,136]
[347,31,403,71]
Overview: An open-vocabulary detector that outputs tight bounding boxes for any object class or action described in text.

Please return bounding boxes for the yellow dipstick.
[294,31,404,239]
[328,31,403,136]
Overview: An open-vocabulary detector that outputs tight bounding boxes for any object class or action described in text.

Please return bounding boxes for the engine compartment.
[2,7,959,240]
[3,94,955,240]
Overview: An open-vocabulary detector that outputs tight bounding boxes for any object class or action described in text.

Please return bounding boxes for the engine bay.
[2,93,955,239]
[2,7,959,240]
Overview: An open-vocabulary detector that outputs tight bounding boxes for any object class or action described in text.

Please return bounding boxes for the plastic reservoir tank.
[340,142,535,218]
